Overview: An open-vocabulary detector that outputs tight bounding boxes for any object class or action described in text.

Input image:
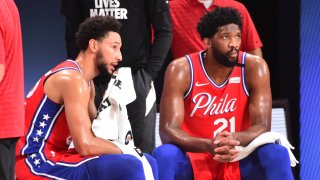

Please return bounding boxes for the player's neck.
[75,52,97,82]
[203,52,233,85]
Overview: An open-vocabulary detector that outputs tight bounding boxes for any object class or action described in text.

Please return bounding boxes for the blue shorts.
[152,144,293,180]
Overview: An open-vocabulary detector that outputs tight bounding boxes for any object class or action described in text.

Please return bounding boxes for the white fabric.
[231,132,299,167]
[198,0,212,9]
[145,82,156,116]
[92,68,136,144]
[91,68,154,180]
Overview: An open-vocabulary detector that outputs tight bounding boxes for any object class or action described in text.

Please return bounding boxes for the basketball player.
[15,16,157,179]
[152,7,293,180]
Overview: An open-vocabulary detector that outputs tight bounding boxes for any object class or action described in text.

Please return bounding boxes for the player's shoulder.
[164,56,191,83]
[48,68,85,88]
[245,53,269,71]
[168,56,190,73]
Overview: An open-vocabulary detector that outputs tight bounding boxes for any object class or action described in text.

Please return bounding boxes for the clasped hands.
[211,131,240,163]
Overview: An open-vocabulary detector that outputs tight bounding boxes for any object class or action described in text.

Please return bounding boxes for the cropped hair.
[197,7,242,40]
[76,16,122,51]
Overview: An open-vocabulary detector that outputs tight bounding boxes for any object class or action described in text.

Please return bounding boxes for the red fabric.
[169,0,262,59]
[182,51,251,180]
[0,0,24,138]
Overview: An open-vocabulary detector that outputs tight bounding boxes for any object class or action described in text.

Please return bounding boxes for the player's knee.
[152,144,180,160]
[121,154,145,170]
[95,154,145,179]
[257,143,289,162]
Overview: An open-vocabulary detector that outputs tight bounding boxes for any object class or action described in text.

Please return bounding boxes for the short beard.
[213,46,239,67]
[96,50,109,77]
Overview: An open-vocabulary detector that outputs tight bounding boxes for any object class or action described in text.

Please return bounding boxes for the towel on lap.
[231,132,299,167]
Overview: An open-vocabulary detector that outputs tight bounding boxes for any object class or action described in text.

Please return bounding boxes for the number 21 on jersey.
[213,116,235,137]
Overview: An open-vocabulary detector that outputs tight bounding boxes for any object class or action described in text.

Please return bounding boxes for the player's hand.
[212,131,240,162]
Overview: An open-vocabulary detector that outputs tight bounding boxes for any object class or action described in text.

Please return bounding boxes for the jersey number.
[213,116,235,137]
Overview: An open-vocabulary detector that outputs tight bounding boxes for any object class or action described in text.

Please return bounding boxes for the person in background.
[0,0,24,179]
[61,0,172,154]
[155,0,262,106]
[153,7,293,180]
[15,16,157,180]
[169,0,263,59]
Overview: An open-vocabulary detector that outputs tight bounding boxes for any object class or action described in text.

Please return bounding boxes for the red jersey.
[16,60,97,179]
[169,0,262,59]
[183,51,251,180]
[0,0,24,138]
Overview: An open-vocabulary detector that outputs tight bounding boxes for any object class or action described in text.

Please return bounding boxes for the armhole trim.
[184,55,194,99]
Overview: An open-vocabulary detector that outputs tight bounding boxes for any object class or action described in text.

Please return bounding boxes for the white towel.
[92,68,136,144]
[91,67,155,180]
[231,132,299,167]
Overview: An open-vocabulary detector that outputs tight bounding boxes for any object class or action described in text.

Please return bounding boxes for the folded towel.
[231,132,299,167]
[92,68,136,144]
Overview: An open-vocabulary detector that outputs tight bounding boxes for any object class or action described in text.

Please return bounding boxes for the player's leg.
[152,144,193,180]
[85,154,146,180]
[240,143,293,180]
[17,154,147,180]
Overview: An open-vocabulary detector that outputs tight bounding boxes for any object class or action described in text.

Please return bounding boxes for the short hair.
[76,16,122,51]
[197,7,242,40]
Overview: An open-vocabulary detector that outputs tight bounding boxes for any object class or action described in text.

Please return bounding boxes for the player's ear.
[203,37,212,48]
[88,39,97,52]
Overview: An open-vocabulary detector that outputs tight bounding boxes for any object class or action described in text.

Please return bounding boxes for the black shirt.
[61,0,172,79]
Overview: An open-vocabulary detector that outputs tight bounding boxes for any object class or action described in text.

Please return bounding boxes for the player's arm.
[232,54,272,146]
[45,70,122,156]
[160,58,235,154]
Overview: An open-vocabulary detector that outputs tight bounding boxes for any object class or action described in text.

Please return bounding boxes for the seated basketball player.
[15,16,157,180]
[152,7,294,180]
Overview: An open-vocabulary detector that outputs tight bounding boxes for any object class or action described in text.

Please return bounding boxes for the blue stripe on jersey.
[241,52,249,96]
[25,152,65,180]
[22,94,100,179]
[22,95,63,155]
[25,152,99,179]
[184,54,194,99]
